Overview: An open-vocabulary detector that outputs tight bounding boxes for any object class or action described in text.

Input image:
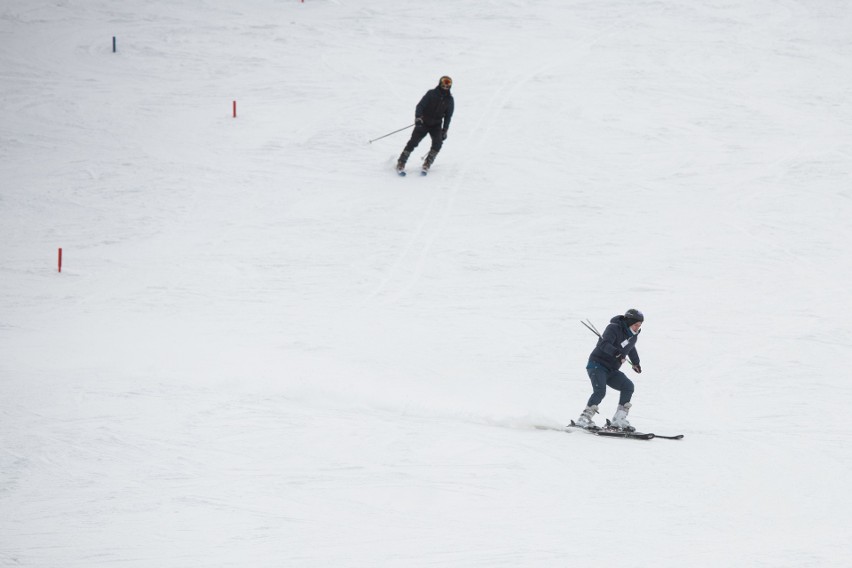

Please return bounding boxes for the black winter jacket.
[588,316,641,371]
[415,85,454,131]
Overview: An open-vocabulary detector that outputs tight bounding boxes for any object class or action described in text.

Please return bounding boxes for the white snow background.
[2,0,852,566]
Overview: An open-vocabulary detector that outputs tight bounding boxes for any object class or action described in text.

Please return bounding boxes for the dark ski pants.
[586,364,634,407]
[404,123,443,154]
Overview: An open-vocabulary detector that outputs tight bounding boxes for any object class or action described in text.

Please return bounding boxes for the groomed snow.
[2,1,851,566]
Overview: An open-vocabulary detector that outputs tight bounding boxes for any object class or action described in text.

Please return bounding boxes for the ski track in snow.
[366,14,635,307]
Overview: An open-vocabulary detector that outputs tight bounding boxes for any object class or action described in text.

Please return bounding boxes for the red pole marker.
[233,100,237,118]
[58,248,62,272]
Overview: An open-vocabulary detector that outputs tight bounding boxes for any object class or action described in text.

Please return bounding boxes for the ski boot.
[575,405,599,430]
[610,403,634,431]
[396,150,410,176]
[421,149,439,175]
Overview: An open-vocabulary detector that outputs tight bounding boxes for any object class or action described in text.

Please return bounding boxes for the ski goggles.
[439,76,453,90]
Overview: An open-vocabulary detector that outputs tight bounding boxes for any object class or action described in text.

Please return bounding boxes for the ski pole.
[580,319,601,338]
[587,319,601,336]
[369,123,415,144]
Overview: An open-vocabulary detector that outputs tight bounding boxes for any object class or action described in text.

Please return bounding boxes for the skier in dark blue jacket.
[575,309,644,431]
[396,76,454,174]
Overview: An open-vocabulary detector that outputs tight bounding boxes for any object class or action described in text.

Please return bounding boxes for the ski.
[650,433,684,440]
[597,429,655,440]
[604,419,684,440]
[568,421,654,440]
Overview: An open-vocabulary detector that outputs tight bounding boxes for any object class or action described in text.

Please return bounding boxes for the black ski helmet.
[623,308,644,326]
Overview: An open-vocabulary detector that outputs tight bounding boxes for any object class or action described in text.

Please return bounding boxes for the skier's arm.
[442,98,454,131]
[628,347,640,366]
[415,92,430,122]
[598,325,624,359]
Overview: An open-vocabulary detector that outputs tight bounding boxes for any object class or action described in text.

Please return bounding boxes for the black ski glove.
[632,364,642,373]
[441,129,448,140]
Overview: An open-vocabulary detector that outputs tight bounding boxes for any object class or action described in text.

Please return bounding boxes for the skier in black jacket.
[575,309,644,431]
[396,76,454,174]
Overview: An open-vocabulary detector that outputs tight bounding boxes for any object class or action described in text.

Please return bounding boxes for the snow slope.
[2,0,852,566]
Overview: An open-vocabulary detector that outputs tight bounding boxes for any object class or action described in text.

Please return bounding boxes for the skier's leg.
[606,371,634,406]
[396,150,411,171]
[399,127,428,170]
[427,125,443,152]
[586,365,609,407]
[423,126,443,170]
[576,365,608,428]
[576,404,599,428]
[611,402,633,430]
[603,371,635,430]
[403,125,429,153]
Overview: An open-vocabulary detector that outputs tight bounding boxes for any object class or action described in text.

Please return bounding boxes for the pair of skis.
[397,166,429,177]
[397,169,428,177]
[568,420,684,440]
[396,152,433,177]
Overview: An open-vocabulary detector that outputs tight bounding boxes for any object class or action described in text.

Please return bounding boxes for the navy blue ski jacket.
[415,85,454,131]
[588,315,641,371]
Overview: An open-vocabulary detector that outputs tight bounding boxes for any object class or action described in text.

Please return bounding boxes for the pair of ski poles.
[580,319,601,338]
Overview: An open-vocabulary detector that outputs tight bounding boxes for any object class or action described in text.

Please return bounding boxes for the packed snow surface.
[2,0,852,566]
